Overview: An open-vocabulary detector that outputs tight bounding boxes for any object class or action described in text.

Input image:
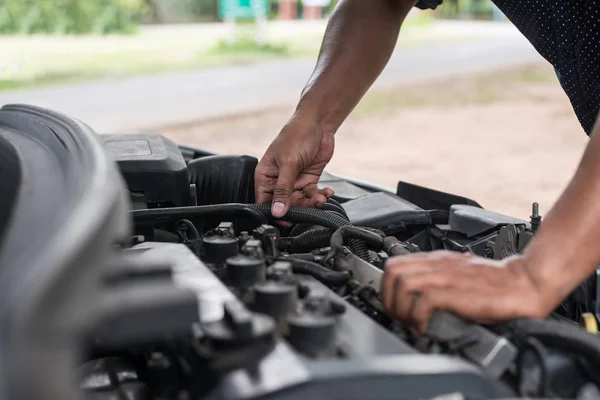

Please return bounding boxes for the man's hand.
[255,115,335,218]
[380,251,549,333]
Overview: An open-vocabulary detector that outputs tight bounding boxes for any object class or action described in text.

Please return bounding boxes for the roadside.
[0,17,515,92]
[0,29,539,133]
[0,14,432,91]
[156,62,588,221]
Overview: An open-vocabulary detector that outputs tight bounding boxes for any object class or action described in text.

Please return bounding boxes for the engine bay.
[79,132,600,400]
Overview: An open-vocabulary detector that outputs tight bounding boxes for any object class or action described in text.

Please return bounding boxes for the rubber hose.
[286,258,351,286]
[248,204,373,258]
[249,204,350,231]
[178,219,200,239]
[278,228,332,252]
[321,204,348,220]
[330,226,383,249]
[383,236,411,256]
[131,204,268,225]
[328,226,384,261]
[323,198,349,220]
[505,318,600,367]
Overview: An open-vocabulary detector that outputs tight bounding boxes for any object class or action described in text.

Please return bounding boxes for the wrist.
[294,93,340,136]
[515,251,573,317]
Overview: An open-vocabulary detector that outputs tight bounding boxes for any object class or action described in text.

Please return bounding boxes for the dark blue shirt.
[416,0,600,135]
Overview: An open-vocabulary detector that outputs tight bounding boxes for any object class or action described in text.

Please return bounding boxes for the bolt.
[530,202,542,233]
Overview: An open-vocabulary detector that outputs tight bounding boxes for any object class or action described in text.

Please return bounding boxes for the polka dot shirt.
[416,0,600,135]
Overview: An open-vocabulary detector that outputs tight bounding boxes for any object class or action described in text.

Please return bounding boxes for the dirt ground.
[157,61,589,220]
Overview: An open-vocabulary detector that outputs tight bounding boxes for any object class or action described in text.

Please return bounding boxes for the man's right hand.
[255,114,335,218]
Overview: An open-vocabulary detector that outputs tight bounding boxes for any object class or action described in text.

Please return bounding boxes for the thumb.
[271,164,299,218]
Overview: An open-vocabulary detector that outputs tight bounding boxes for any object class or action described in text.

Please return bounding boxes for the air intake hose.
[249,204,368,258]
[279,228,332,253]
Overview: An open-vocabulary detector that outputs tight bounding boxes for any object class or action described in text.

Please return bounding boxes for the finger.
[274,220,294,228]
[272,163,300,218]
[321,187,335,198]
[292,185,329,208]
[409,291,441,334]
[409,288,493,333]
[292,194,327,209]
[255,190,273,205]
[389,267,450,320]
[254,164,276,204]
[273,191,304,227]
[293,197,315,208]
[381,256,437,311]
[381,251,467,309]
[300,183,320,198]
[390,267,453,321]
[290,190,305,205]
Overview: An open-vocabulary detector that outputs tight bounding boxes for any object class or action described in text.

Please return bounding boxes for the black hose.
[133,203,370,258]
[330,226,383,250]
[321,204,347,220]
[284,258,351,286]
[323,198,349,220]
[133,204,347,233]
[248,204,376,259]
[383,236,411,256]
[327,198,347,214]
[178,219,200,239]
[516,337,550,397]
[249,204,350,232]
[325,226,384,262]
[504,318,600,368]
[131,204,268,226]
[278,228,332,252]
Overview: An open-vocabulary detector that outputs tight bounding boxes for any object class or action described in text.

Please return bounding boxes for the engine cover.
[102,133,192,208]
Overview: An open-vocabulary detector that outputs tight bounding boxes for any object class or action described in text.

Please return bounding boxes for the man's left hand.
[380,251,548,333]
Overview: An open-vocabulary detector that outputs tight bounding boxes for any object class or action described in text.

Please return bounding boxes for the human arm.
[381,115,600,333]
[255,0,417,217]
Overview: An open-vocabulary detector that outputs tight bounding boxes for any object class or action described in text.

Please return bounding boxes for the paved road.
[0,26,540,133]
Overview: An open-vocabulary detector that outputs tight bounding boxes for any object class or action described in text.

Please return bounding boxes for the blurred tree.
[144,0,165,23]
[143,0,219,23]
[0,0,145,34]
[437,0,494,19]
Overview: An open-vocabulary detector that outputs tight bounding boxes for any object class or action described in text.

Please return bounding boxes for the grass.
[516,66,557,83]
[0,14,452,92]
[353,63,559,117]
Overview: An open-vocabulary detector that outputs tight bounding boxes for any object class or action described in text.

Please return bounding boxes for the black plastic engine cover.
[102,133,192,208]
[342,192,431,233]
[318,171,371,202]
[396,181,482,211]
[448,204,528,238]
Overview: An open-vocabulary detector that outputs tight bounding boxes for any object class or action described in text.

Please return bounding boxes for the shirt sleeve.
[414,0,443,10]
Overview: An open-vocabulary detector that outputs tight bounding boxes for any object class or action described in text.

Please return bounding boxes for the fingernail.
[272,201,286,217]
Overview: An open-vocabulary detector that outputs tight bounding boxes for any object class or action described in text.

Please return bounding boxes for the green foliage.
[437,0,495,19]
[0,0,145,35]
[145,0,219,23]
[212,37,288,56]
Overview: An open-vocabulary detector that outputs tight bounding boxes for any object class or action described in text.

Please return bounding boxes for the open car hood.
[1,104,599,400]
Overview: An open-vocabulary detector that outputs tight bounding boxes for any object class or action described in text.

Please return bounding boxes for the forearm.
[523,117,600,312]
[295,0,416,133]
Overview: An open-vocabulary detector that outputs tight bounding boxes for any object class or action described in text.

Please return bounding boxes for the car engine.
[75,132,600,400]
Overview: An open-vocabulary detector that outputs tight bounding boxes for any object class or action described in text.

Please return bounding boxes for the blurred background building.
[0,0,586,220]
